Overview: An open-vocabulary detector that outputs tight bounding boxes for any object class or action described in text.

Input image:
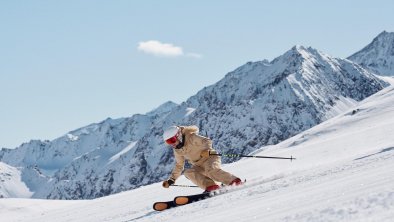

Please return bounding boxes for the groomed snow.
[1,84,394,222]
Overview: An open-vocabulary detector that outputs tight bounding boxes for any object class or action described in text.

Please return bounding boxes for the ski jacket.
[169,125,215,181]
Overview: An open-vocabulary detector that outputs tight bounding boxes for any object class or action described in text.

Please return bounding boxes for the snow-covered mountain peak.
[273,45,308,62]
[286,45,313,55]
[374,30,394,43]
[348,31,394,76]
[223,45,325,82]
[290,44,311,54]
[271,45,334,72]
[146,101,178,117]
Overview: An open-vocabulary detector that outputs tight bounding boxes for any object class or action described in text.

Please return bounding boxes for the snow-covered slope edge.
[1,83,393,221]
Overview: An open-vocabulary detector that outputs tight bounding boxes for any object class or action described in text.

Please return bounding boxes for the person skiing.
[162,125,242,192]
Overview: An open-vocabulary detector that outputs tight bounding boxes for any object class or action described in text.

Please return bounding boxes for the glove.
[162,179,175,188]
[200,150,217,158]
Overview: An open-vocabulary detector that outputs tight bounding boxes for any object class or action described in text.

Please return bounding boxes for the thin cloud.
[186,53,203,59]
[138,40,202,58]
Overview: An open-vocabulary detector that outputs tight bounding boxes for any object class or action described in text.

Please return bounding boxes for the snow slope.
[0,162,32,198]
[1,81,393,221]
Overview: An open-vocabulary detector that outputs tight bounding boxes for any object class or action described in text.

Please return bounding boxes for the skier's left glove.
[162,179,175,188]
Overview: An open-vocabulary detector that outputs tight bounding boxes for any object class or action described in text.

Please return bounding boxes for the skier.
[162,125,242,192]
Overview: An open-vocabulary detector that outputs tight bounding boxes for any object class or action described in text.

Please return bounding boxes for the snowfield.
[1,83,394,221]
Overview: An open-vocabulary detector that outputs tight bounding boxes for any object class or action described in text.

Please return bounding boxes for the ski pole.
[170,184,199,188]
[210,152,296,161]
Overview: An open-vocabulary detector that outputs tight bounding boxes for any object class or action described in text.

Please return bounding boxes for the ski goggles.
[165,135,178,145]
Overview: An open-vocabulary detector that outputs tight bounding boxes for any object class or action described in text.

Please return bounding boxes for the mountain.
[0,45,388,200]
[2,81,394,222]
[183,45,387,157]
[348,31,394,76]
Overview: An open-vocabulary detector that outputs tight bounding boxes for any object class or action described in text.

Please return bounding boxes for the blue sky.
[1,0,393,148]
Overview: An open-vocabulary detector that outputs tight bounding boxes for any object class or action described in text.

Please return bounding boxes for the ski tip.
[153,202,169,211]
[174,196,189,205]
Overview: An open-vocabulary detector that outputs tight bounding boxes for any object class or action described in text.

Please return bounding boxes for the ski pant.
[184,155,238,190]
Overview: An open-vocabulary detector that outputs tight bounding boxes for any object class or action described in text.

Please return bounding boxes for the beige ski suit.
[168,125,238,189]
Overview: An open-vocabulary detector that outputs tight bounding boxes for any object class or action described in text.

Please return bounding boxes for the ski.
[152,193,210,211]
[154,180,246,211]
[153,192,216,211]
[152,200,176,211]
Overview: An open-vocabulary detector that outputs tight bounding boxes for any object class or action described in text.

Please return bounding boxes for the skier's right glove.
[162,179,175,188]
[201,149,217,158]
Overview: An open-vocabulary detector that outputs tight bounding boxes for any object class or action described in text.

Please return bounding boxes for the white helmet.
[163,126,180,141]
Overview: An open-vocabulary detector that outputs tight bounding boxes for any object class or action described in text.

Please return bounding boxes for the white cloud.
[138,40,183,57]
[137,40,202,58]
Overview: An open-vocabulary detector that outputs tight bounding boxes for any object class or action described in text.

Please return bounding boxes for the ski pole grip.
[208,150,220,156]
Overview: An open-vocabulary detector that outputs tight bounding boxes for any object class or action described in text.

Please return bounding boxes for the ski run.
[1,81,394,221]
